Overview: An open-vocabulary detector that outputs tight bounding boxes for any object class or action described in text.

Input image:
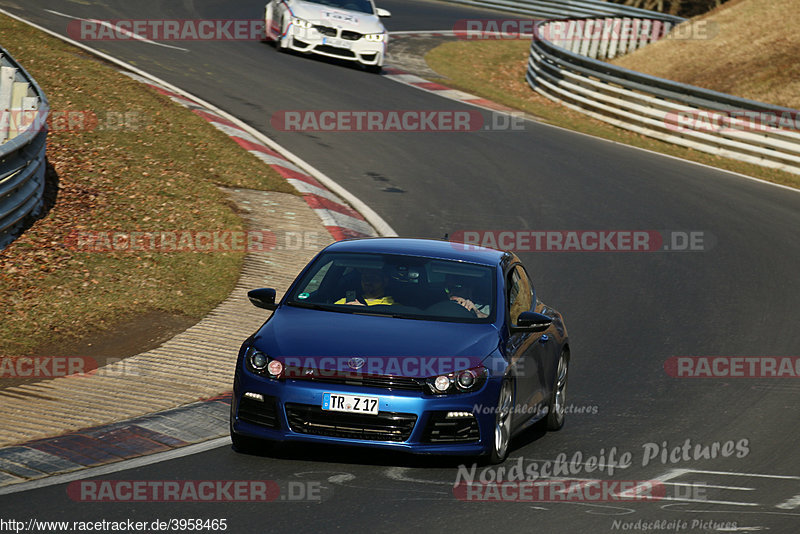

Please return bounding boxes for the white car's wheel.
[275,16,289,52]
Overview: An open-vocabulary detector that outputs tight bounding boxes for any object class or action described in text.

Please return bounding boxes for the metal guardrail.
[0,44,48,250]
[441,0,683,22]
[441,0,800,175]
[526,18,800,175]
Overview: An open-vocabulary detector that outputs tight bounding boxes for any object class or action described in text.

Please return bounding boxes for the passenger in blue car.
[335,268,397,306]
[446,276,489,318]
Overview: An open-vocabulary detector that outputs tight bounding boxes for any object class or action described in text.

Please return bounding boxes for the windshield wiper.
[286,301,332,311]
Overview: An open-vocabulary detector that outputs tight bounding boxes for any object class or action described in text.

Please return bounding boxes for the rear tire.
[545,350,569,431]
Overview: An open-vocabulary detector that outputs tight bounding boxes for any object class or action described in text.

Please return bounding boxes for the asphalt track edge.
[385,30,800,195]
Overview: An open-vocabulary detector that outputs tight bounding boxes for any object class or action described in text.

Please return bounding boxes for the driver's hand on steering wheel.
[450,296,476,311]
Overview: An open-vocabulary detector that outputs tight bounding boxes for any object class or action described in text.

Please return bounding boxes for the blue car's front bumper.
[231,369,503,456]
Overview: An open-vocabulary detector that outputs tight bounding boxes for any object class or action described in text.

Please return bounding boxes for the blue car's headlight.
[426,366,487,394]
[246,347,284,379]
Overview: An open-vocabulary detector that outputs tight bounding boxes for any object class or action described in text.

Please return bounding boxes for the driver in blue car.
[336,268,397,306]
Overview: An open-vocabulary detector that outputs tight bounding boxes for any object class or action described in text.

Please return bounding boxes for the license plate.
[322,392,379,415]
[321,37,351,49]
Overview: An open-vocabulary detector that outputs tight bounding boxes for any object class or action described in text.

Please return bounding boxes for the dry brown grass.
[0,15,291,354]
[612,0,800,109]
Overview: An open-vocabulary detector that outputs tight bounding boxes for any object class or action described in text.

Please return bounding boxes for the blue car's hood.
[252,305,500,377]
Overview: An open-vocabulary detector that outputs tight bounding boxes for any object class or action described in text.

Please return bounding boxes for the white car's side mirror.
[375,8,391,17]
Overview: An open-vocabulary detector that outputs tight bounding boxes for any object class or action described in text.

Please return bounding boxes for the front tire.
[275,17,289,52]
[486,379,513,464]
[545,350,569,431]
[230,428,259,453]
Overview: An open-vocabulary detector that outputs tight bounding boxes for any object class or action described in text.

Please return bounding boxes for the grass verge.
[0,14,294,355]
[424,39,800,190]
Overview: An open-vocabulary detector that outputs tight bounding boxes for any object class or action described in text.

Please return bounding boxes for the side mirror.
[376,8,391,17]
[512,311,552,333]
[248,288,278,311]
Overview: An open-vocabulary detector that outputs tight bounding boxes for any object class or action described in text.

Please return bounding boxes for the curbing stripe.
[0,396,230,487]
[121,72,380,240]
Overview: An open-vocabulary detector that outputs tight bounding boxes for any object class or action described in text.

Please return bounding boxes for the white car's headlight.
[291,17,313,29]
[364,33,385,42]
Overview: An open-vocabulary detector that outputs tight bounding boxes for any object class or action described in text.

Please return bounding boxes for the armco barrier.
[442,0,800,175]
[527,18,800,175]
[0,44,48,250]
[442,0,683,22]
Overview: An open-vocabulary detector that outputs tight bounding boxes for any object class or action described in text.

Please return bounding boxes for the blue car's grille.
[238,395,280,429]
[422,412,480,443]
[285,403,417,442]
[285,367,425,392]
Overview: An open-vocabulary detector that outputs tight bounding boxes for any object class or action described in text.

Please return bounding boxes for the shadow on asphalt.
[230,422,549,468]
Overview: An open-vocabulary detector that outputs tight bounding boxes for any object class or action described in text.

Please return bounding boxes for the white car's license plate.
[322,392,379,415]
[321,37,351,49]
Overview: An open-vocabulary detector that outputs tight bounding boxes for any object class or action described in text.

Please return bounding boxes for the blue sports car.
[230,237,570,463]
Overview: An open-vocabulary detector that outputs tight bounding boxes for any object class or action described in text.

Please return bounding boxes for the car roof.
[322,237,511,266]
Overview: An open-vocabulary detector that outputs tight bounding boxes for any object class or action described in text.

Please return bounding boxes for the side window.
[507,265,532,324]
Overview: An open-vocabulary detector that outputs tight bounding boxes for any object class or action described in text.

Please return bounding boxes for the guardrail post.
[597,18,614,60]
[579,19,594,57]
[617,17,632,56]
[565,20,578,53]
[0,66,16,144]
[606,18,621,59]
[638,19,652,48]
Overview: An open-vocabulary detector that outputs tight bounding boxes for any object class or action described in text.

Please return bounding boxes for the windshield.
[302,0,375,15]
[286,252,496,322]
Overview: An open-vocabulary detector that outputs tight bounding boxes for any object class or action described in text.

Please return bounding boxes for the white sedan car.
[265,0,391,72]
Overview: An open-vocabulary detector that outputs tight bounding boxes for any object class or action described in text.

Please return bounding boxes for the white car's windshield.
[302,0,375,15]
[287,252,496,322]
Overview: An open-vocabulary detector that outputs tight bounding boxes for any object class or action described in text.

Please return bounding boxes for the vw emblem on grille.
[348,357,365,370]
